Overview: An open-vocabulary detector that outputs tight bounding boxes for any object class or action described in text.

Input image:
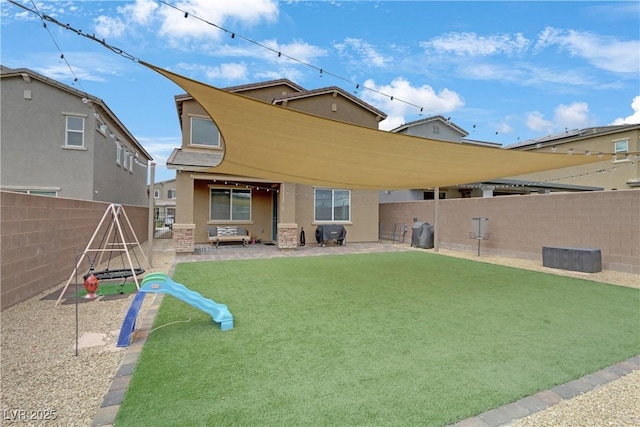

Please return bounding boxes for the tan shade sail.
[145,62,601,190]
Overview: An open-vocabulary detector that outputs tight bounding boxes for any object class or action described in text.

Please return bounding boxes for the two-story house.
[505,125,640,190]
[0,65,152,205]
[152,178,177,227]
[381,117,609,201]
[166,79,387,252]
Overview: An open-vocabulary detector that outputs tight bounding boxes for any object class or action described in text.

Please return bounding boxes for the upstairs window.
[209,188,251,221]
[314,189,351,222]
[154,189,160,199]
[116,141,122,166]
[65,115,84,147]
[191,117,220,147]
[168,189,176,199]
[613,139,629,162]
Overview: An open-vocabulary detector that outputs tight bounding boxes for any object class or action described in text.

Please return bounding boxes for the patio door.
[271,191,278,242]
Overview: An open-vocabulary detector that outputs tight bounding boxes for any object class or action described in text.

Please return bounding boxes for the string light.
[8,0,638,158]
[9,0,436,118]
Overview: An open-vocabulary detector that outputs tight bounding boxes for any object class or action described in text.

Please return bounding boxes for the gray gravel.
[1,242,637,426]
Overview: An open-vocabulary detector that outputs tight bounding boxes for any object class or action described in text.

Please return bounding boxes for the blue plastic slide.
[117,273,234,347]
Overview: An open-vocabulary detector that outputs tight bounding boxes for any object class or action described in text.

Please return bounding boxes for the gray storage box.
[411,222,434,249]
[542,246,602,273]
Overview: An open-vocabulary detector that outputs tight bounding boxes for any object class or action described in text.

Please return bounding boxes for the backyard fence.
[1,191,149,309]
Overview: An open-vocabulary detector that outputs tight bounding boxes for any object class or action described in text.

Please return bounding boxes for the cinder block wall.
[1,192,149,309]
[379,189,639,274]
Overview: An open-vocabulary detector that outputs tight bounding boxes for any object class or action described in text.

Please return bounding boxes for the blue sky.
[2,1,639,183]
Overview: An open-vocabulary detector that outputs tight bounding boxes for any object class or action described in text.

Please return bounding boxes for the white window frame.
[168,189,176,200]
[123,148,129,171]
[314,188,351,223]
[96,114,107,137]
[154,189,160,199]
[64,114,85,148]
[208,187,252,222]
[129,151,134,173]
[116,141,122,166]
[613,139,629,162]
[190,116,221,148]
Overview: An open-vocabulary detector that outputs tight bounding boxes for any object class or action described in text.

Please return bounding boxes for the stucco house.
[166,79,387,252]
[505,124,640,190]
[380,117,614,202]
[0,65,152,206]
[152,178,177,221]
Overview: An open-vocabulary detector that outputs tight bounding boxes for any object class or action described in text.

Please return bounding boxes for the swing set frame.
[56,203,150,305]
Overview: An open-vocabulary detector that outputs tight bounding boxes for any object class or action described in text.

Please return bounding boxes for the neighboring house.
[167,79,387,251]
[0,65,152,206]
[380,117,608,202]
[152,178,177,222]
[505,124,640,190]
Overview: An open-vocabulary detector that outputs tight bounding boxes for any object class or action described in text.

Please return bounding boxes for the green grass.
[116,252,639,426]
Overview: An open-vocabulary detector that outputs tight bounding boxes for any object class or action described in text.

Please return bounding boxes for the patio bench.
[208,226,250,248]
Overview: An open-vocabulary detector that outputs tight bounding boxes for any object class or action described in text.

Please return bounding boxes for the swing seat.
[84,268,145,281]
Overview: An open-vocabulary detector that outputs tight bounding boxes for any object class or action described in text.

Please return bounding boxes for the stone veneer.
[277,223,298,249]
[172,223,195,253]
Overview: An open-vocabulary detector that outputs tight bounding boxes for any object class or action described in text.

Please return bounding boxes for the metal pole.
[434,187,440,252]
[147,162,156,268]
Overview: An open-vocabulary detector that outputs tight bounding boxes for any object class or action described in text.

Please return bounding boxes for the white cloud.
[534,27,640,74]
[158,0,279,43]
[610,96,640,125]
[94,0,157,39]
[176,62,249,82]
[119,0,158,27]
[94,15,126,39]
[421,32,530,56]
[334,38,390,68]
[526,111,554,134]
[526,102,595,135]
[360,78,464,131]
[260,39,327,64]
[553,102,594,130]
[137,136,181,168]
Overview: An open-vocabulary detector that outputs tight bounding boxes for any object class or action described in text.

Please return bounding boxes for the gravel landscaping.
[1,242,637,426]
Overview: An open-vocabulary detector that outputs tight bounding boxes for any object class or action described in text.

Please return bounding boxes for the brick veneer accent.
[277,223,298,249]
[172,223,195,253]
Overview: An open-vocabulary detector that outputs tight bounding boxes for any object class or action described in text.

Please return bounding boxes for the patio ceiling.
[145,62,602,190]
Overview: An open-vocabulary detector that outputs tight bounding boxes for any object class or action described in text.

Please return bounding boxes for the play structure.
[56,203,149,305]
[116,273,234,347]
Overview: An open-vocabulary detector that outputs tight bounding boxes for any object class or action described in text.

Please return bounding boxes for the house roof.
[0,65,153,161]
[174,80,387,126]
[391,115,468,137]
[166,148,223,171]
[456,178,603,192]
[150,61,602,190]
[223,78,306,94]
[272,86,387,120]
[506,124,640,149]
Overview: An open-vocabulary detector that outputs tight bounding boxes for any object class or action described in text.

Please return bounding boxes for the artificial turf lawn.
[74,282,137,297]
[116,251,639,426]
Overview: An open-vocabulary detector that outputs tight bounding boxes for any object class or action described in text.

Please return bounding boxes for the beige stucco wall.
[510,129,640,190]
[191,179,275,243]
[1,191,149,308]
[379,189,639,274]
[295,185,380,244]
